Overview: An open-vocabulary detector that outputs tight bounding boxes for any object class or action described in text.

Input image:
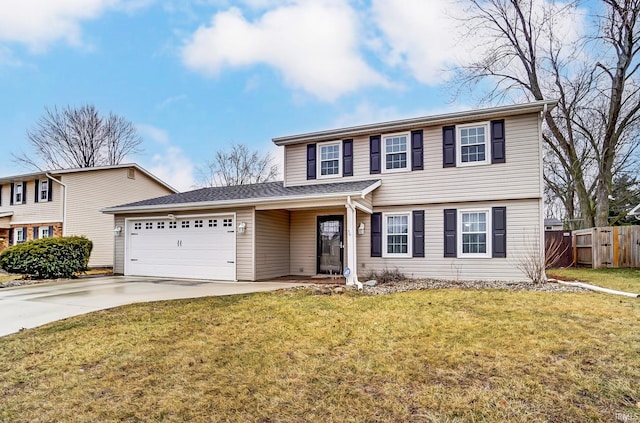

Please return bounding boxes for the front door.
[317,215,344,275]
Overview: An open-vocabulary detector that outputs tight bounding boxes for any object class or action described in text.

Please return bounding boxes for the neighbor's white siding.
[63,167,174,267]
[0,180,63,224]
[255,209,290,280]
[284,114,542,205]
[357,198,541,281]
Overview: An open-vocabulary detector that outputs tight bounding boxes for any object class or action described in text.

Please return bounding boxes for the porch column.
[345,197,358,286]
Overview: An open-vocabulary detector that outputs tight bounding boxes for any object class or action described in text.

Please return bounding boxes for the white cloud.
[137,123,170,145]
[181,1,388,101]
[0,0,152,52]
[146,146,197,192]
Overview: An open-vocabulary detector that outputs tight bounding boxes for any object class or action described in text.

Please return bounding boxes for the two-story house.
[103,101,555,282]
[0,164,177,268]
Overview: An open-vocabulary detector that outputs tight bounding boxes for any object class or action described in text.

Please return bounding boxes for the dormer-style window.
[40,180,49,201]
[14,182,23,204]
[383,133,411,173]
[318,141,341,178]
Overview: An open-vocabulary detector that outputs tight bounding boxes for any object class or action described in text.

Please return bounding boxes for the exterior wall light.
[237,222,247,234]
[167,213,176,221]
[113,226,122,237]
[358,222,365,235]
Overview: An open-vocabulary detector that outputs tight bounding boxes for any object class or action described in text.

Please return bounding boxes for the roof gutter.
[101,190,371,214]
[273,100,559,145]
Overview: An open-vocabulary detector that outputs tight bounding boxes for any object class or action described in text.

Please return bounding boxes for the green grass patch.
[548,267,640,293]
[1,289,639,422]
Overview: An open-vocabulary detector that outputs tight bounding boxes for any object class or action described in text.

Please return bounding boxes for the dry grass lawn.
[548,267,640,293]
[1,285,639,422]
[0,274,20,284]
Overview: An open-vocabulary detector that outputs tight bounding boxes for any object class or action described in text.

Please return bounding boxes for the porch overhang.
[0,212,13,229]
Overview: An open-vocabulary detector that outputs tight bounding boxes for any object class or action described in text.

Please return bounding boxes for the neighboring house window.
[14,228,25,245]
[14,182,23,204]
[40,180,49,201]
[318,142,341,178]
[383,212,411,257]
[458,209,491,258]
[383,133,410,172]
[39,226,51,238]
[457,122,490,166]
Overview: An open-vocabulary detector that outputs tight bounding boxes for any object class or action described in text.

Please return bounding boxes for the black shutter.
[22,183,27,204]
[491,120,506,164]
[343,139,353,177]
[444,209,457,257]
[0,184,2,206]
[411,130,423,171]
[371,212,382,257]
[33,227,39,240]
[492,207,507,258]
[412,210,425,258]
[8,228,12,245]
[34,180,39,203]
[306,144,316,180]
[10,183,14,205]
[443,126,456,167]
[370,135,381,174]
[49,226,54,237]
[48,179,53,201]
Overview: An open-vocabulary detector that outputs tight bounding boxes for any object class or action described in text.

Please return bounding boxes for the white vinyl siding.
[63,168,175,267]
[282,114,542,206]
[0,181,62,224]
[255,209,290,280]
[357,199,541,281]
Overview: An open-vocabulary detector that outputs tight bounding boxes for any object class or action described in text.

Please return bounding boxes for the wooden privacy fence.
[573,226,640,268]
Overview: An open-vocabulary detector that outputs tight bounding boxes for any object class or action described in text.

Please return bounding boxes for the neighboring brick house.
[103,101,555,282]
[0,164,176,267]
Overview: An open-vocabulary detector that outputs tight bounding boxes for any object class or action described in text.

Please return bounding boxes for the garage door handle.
[227,261,234,264]
[130,259,138,261]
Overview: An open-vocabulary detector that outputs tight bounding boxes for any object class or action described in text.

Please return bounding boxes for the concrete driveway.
[0,276,302,337]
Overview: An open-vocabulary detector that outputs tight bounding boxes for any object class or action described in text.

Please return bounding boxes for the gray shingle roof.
[109,179,381,210]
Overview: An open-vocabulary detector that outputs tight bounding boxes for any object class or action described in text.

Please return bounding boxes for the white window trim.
[38,226,51,238]
[457,208,491,258]
[382,211,412,258]
[382,132,411,174]
[456,122,491,167]
[40,179,49,201]
[14,228,25,245]
[14,182,23,204]
[317,141,342,179]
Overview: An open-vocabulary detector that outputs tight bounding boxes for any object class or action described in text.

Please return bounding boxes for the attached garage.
[125,214,236,280]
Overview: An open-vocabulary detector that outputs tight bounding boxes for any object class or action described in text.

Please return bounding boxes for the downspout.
[345,196,363,290]
[539,103,549,281]
[46,173,67,236]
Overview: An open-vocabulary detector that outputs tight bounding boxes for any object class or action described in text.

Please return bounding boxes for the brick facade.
[0,222,63,253]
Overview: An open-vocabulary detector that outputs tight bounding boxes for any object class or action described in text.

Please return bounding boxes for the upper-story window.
[383,133,410,173]
[318,141,341,178]
[457,122,491,166]
[14,182,23,204]
[40,180,49,201]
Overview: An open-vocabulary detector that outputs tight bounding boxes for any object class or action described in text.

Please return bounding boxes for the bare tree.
[198,143,279,187]
[15,105,143,170]
[455,0,640,228]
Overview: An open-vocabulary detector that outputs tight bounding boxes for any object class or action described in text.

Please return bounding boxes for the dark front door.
[317,215,344,275]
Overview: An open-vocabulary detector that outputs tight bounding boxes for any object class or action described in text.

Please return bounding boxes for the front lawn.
[1,287,639,422]
[547,267,640,293]
[0,274,20,284]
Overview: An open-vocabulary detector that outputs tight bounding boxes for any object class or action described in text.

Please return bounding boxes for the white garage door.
[125,215,236,280]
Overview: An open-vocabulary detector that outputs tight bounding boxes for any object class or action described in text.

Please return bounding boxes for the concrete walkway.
[0,276,302,337]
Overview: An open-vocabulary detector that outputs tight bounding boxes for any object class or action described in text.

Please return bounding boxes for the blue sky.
[0,0,586,190]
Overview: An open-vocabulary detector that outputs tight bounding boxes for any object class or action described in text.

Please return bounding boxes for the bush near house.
[0,236,93,279]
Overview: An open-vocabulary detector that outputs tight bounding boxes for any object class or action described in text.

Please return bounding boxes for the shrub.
[362,267,406,284]
[0,236,93,279]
